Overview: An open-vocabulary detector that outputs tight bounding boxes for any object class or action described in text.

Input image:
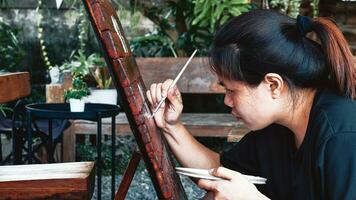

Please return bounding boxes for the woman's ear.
[263,73,284,99]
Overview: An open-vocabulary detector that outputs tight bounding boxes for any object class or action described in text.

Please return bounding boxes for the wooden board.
[72,113,247,137]
[0,72,30,104]
[0,162,95,200]
[136,57,225,94]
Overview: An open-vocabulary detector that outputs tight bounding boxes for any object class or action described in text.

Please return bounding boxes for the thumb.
[210,167,238,180]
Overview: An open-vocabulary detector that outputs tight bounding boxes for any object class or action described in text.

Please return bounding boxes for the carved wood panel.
[83,0,187,199]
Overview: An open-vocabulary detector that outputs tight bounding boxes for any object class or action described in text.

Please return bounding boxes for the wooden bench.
[0,72,30,104]
[55,57,250,162]
[0,161,95,199]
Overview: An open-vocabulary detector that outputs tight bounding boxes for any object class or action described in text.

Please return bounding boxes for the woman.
[146,10,356,200]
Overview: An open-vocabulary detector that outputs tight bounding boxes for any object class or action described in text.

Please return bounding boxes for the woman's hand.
[198,167,269,200]
[146,79,183,131]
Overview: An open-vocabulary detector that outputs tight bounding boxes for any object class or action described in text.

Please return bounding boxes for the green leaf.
[230,7,242,16]
[220,15,230,25]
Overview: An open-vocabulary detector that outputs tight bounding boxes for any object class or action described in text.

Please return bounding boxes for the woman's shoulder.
[312,88,356,136]
[243,124,293,144]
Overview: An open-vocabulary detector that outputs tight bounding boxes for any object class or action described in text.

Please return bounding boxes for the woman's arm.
[146,79,220,169]
[163,121,220,169]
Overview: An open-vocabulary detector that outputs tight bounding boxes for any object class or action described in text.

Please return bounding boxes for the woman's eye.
[226,89,234,94]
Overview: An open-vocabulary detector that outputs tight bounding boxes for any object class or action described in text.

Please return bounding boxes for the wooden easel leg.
[115,151,141,200]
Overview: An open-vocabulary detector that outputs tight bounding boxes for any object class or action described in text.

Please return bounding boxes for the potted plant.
[60,51,117,104]
[64,77,90,112]
[87,59,118,105]
[81,53,117,105]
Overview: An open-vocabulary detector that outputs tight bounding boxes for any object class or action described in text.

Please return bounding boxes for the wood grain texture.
[0,72,30,103]
[136,57,225,94]
[46,84,64,103]
[0,162,95,200]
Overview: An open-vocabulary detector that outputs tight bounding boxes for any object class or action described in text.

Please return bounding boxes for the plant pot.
[49,66,62,84]
[87,89,117,105]
[69,98,86,112]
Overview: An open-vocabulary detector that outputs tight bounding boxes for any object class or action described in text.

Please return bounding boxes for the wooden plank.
[63,124,76,162]
[62,113,249,162]
[72,113,247,137]
[136,57,225,94]
[0,72,30,103]
[0,162,95,200]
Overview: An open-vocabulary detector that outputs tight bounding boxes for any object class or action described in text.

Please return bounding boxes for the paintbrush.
[149,49,197,118]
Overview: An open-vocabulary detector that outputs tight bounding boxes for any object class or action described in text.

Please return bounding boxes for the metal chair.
[0,99,70,164]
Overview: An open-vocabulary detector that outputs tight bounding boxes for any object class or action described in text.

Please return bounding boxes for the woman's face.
[220,77,280,131]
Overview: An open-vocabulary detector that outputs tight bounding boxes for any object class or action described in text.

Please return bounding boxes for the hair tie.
[296,15,313,36]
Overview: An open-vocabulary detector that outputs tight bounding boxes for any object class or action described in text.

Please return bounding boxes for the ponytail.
[312,18,356,99]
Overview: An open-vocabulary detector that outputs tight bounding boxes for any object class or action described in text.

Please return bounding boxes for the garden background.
[1,0,355,199]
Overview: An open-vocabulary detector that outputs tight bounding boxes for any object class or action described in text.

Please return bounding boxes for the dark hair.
[211,10,356,99]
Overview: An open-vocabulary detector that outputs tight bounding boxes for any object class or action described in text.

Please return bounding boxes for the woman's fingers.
[150,83,157,106]
[146,90,153,106]
[162,79,173,97]
[147,79,183,118]
[197,179,218,191]
[156,83,163,104]
[167,86,182,107]
[161,79,182,109]
[209,167,237,180]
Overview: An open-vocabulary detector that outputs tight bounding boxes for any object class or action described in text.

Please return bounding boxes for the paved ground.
[92,170,206,200]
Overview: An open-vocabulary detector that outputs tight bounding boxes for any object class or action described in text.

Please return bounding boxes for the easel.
[83,0,187,199]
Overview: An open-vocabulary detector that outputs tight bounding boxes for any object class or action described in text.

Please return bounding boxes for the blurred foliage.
[59,0,253,57]
[0,20,24,72]
[64,77,90,100]
[269,0,301,18]
[116,0,254,57]
[269,0,318,18]
[0,0,7,6]
[130,33,175,57]
[0,104,12,117]
[191,0,252,33]
[23,86,46,104]
[60,50,111,88]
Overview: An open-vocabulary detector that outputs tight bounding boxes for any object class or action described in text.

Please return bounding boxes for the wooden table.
[0,162,95,200]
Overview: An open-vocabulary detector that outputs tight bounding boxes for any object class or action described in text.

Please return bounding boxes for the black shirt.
[220,89,356,200]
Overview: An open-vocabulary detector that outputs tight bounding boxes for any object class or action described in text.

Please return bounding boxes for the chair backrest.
[0,72,30,104]
[83,0,187,199]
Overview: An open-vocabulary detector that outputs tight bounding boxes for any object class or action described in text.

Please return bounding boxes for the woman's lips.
[231,112,242,120]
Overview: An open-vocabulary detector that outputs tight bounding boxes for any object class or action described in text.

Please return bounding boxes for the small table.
[26,103,120,200]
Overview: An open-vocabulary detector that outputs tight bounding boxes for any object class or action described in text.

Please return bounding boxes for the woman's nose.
[224,94,233,108]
